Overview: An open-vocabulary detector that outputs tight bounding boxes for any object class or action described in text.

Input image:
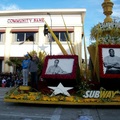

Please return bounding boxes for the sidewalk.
[0,87,11,99]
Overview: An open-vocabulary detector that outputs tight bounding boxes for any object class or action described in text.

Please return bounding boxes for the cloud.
[0,4,20,10]
[113,4,120,17]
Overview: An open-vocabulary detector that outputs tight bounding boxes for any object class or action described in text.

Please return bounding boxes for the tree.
[5,58,22,73]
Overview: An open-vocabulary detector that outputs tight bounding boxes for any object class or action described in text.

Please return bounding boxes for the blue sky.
[0,0,120,47]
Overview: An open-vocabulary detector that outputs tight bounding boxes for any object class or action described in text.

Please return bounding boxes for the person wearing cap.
[22,54,30,86]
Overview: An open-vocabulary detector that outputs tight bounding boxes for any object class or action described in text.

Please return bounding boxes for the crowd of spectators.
[0,72,23,87]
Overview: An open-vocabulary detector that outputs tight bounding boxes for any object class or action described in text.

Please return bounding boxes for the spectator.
[2,77,6,87]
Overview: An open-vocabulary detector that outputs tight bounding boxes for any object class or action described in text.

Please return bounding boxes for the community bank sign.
[7,18,44,23]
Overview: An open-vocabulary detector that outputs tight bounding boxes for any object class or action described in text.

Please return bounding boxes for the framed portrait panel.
[99,44,120,78]
[41,55,79,80]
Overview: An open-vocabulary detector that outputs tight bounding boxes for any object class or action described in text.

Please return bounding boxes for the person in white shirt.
[46,59,67,74]
[103,48,120,74]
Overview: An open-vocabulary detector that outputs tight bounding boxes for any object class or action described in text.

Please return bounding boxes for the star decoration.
[39,44,48,51]
[48,82,73,96]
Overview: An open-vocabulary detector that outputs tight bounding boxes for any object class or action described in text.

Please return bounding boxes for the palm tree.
[5,57,22,73]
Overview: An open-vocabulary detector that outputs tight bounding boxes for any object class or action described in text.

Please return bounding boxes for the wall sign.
[7,18,44,23]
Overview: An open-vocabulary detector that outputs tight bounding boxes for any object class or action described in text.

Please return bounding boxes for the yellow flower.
[65,96,75,102]
[29,95,36,101]
[83,98,91,102]
[9,94,15,99]
[58,95,65,101]
[50,96,58,102]
[15,95,21,100]
[41,95,50,101]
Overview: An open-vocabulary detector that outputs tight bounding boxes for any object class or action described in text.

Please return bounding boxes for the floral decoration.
[4,86,120,103]
[90,21,120,45]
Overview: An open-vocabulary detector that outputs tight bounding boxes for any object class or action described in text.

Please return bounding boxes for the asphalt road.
[0,88,120,120]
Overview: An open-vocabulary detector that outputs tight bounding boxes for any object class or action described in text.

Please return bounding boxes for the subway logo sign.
[83,90,120,98]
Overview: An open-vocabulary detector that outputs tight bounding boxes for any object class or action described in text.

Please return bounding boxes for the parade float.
[4,0,120,105]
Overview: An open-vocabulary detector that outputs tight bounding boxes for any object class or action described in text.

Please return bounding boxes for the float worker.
[28,53,40,90]
[22,54,30,86]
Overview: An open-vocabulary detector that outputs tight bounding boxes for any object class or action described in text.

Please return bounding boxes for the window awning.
[0,57,4,60]
[0,29,5,32]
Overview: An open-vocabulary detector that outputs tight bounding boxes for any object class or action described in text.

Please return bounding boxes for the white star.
[48,82,73,96]
[39,45,48,51]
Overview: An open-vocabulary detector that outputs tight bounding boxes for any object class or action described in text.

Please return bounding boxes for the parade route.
[0,87,120,120]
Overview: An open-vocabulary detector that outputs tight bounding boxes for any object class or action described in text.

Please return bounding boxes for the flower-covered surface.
[90,21,120,45]
[88,20,120,81]
[4,85,120,105]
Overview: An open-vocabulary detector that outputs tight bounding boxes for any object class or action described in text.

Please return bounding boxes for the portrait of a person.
[103,48,120,74]
[46,59,67,74]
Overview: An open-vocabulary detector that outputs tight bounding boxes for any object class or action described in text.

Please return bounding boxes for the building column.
[74,26,82,66]
[4,28,12,72]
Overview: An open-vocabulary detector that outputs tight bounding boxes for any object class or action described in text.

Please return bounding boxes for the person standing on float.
[28,53,40,90]
[22,54,30,86]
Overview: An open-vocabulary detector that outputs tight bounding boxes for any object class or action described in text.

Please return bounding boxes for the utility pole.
[47,13,52,55]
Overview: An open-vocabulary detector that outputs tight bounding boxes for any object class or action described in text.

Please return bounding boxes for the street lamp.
[47,13,52,55]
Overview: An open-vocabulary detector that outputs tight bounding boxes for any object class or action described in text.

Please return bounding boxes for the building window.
[52,31,74,42]
[0,32,4,42]
[13,32,36,42]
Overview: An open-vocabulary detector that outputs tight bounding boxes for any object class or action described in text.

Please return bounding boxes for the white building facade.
[0,9,86,73]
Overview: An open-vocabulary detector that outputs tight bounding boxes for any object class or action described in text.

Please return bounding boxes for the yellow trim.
[4,98,120,105]
[19,86,31,91]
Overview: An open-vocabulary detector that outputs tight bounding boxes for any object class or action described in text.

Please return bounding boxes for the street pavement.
[0,87,120,120]
[0,87,10,99]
